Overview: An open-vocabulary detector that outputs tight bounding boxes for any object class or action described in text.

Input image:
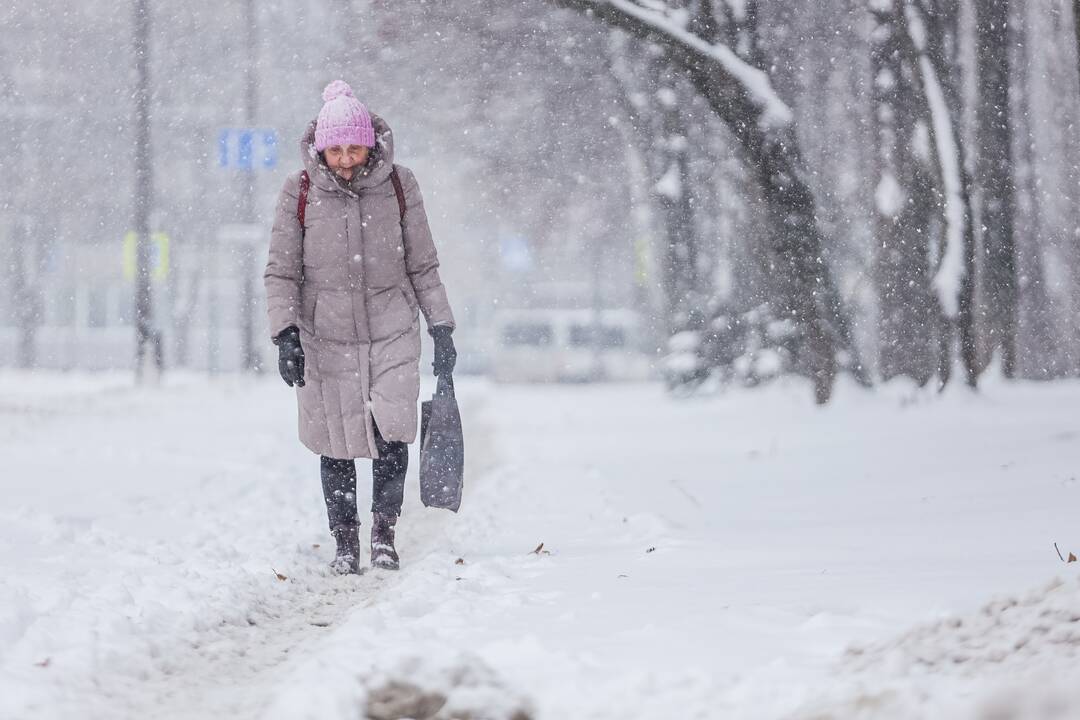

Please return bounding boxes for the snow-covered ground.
[2,370,1079,719]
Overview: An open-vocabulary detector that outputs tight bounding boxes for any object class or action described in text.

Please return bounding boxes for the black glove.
[431,325,457,377]
[274,326,306,387]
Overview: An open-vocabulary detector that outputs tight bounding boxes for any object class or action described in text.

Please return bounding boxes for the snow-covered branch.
[558,0,793,127]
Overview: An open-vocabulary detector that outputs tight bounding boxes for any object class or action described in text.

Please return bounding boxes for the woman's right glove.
[274,326,306,387]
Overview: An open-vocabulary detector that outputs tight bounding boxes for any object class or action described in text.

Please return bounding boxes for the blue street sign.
[218,128,278,171]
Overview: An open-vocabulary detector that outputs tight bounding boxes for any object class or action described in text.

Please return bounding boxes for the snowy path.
[3,372,1080,718]
[0,373,490,719]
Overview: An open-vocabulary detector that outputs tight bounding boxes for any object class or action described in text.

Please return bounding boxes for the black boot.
[331,524,361,575]
[370,512,400,570]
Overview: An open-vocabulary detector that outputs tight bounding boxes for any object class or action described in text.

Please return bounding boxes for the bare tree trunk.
[902,0,979,388]
[1049,1,1080,375]
[133,0,162,381]
[975,0,1018,377]
[652,62,703,328]
[9,218,42,369]
[937,3,978,388]
[869,3,938,385]
[1011,1,1059,378]
[238,0,261,373]
[1074,0,1080,97]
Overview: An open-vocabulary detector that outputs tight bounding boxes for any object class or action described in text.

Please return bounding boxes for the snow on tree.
[553,0,870,403]
[900,0,978,387]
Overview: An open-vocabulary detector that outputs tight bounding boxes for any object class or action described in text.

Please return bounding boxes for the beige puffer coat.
[264,115,455,459]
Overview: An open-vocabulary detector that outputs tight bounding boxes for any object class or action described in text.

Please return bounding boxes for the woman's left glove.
[274,326,306,387]
[431,325,457,377]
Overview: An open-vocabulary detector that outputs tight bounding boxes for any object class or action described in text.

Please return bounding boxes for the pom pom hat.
[314,80,375,151]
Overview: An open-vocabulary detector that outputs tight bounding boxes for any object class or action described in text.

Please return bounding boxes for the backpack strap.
[296,170,310,230]
[390,165,406,224]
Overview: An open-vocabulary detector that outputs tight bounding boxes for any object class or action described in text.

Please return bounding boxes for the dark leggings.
[320,424,408,530]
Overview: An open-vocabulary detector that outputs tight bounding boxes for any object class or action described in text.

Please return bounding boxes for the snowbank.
[795,577,1080,719]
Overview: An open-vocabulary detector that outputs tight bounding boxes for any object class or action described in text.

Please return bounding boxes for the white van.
[491,308,653,383]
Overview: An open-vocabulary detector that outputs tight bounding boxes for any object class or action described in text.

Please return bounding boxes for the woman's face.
[324,144,370,180]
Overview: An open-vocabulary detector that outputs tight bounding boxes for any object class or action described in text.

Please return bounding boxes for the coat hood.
[300,113,396,195]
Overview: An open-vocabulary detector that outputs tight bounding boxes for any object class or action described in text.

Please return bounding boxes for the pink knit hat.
[314,80,375,151]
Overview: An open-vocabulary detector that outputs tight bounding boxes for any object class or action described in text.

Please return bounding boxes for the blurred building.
[0,218,269,372]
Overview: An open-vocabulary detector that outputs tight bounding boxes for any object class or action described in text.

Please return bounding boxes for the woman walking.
[264,80,457,573]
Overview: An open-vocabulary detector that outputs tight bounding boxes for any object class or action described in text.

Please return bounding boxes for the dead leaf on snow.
[312,544,321,549]
[272,568,288,581]
[531,542,544,555]
[455,557,465,565]
[1070,553,1077,564]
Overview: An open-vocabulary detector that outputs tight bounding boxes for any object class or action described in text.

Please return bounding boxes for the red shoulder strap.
[390,166,406,224]
[297,170,310,229]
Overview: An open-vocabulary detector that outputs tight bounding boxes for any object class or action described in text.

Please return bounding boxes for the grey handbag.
[419,374,464,511]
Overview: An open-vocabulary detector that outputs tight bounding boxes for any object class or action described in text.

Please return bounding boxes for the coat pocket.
[367,286,416,342]
[400,284,420,320]
[313,290,358,342]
